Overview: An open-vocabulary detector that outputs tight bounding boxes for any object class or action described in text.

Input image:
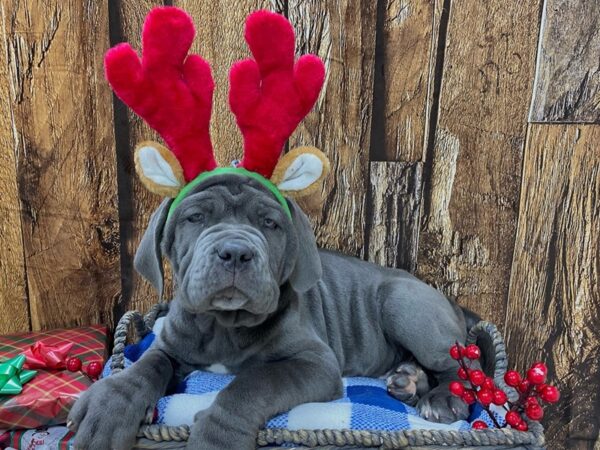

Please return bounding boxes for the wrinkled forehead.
[173,174,286,217]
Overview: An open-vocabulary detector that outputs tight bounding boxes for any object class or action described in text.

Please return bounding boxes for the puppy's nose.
[217,242,254,270]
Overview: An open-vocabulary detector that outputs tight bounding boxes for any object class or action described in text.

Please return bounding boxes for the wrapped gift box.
[1,426,74,449]
[0,325,107,430]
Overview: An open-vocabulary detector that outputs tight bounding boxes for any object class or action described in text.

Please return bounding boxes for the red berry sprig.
[472,420,488,429]
[501,362,560,428]
[85,361,103,379]
[449,343,504,428]
[66,356,103,380]
[448,344,560,431]
[66,357,82,372]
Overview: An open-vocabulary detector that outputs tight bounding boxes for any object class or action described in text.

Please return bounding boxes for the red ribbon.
[23,341,73,370]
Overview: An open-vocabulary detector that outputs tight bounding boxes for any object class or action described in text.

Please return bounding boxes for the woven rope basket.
[110,304,546,450]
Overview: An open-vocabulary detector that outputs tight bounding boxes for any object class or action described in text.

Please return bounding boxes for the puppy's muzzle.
[216,241,255,271]
[178,224,280,326]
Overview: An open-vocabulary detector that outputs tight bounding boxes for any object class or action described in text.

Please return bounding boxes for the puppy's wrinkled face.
[163,178,298,327]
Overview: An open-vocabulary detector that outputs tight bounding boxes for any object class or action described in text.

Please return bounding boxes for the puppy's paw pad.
[386,362,428,406]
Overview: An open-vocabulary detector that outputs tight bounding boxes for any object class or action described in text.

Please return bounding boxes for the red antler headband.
[105,7,330,219]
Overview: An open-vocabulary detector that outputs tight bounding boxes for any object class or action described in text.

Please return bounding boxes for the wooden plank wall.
[504,1,600,447]
[288,0,378,257]
[0,1,121,331]
[0,0,598,448]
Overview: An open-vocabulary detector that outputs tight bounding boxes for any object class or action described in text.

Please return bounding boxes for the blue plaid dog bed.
[103,318,505,434]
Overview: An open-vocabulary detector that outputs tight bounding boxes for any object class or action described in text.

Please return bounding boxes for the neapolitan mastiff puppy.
[68,7,480,450]
[69,175,479,449]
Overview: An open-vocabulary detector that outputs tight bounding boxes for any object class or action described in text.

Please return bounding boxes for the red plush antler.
[105,7,217,182]
[229,11,325,178]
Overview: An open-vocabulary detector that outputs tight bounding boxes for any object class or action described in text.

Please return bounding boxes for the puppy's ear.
[287,199,322,292]
[134,198,171,299]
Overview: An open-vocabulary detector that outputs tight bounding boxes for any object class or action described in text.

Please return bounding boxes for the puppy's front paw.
[386,361,429,406]
[187,409,256,450]
[68,375,150,450]
[417,383,469,423]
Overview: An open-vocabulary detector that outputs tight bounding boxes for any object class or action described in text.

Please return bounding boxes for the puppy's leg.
[186,347,342,450]
[68,349,174,450]
[386,361,429,406]
[380,279,471,423]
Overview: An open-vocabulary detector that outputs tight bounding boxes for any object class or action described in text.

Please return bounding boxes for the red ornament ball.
[477,389,493,406]
[458,367,468,380]
[469,369,485,386]
[527,366,547,385]
[540,385,560,403]
[483,377,495,390]
[518,380,531,393]
[525,403,544,420]
[492,389,507,405]
[535,383,548,393]
[505,411,522,427]
[504,370,521,387]
[86,361,103,379]
[66,357,82,372]
[526,395,540,407]
[462,390,476,405]
[531,362,548,375]
[516,421,529,432]
[449,345,462,360]
[463,344,481,360]
[472,420,488,430]
[449,381,465,396]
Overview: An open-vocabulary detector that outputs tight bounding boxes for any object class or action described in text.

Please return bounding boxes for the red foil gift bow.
[23,342,73,370]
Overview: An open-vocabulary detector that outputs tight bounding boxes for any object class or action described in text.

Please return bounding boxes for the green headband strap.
[167,167,292,220]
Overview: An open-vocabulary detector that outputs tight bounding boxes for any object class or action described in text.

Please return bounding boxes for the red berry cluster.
[66,357,104,380]
[448,343,560,431]
[502,364,560,429]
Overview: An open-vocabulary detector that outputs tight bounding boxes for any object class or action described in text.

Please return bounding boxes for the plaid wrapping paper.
[0,326,107,430]
[1,427,75,450]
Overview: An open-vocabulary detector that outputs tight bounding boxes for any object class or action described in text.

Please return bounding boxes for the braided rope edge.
[110,307,545,448]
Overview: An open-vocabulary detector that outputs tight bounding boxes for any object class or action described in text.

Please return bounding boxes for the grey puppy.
[69,174,479,450]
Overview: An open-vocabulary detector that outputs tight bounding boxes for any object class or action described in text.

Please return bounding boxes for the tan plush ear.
[270,146,330,198]
[134,141,185,197]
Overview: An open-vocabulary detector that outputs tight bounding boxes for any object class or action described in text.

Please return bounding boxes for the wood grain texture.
[367,161,422,272]
[176,0,272,168]
[0,11,29,334]
[504,124,599,450]
[374,0,436,162]
[529,0,600,123]
[417,0,542,326]
[287,0,377,257]
[3,0,120,330]
[112,0,167,315]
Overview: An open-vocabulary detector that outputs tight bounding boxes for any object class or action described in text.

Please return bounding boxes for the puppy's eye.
[263,217,278,229]
[186,213,205,223]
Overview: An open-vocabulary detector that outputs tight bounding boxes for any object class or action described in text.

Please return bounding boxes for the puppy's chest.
[203,363,232,374]
[195,339,246,373]
[187,341,257,375]
[160,307,272,374]
[171,324,261,373]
